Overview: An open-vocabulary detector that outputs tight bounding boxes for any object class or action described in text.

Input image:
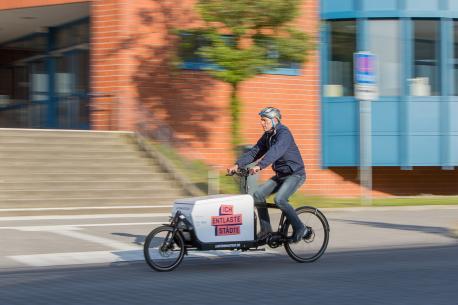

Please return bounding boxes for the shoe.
[303,226,313,240]
[292,226,309,243]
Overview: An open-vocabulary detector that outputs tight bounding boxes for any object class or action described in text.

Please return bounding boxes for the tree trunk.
[230,83,242,154]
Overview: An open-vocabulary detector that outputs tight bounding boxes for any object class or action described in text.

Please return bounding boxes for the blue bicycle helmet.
[259,107,281,128]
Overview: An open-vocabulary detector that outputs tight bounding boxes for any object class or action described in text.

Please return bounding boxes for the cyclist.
[227,107,308,243]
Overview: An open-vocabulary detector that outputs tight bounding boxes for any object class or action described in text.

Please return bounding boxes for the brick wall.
[90,0,141,130]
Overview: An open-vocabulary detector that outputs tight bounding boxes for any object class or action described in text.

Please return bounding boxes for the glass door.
[29,60,49,127]
[54,49,89,129]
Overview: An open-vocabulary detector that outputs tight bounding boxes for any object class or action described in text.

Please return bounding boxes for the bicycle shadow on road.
[333,219,457,239]
[111,232,145,245]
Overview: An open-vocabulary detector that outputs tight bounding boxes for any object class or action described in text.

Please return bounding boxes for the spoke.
[304,213,312,224]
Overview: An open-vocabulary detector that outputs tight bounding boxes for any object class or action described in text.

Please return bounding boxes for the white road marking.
[0,222,163,231]
[9,250,139,267]
[53,230,137,250]
[0,205,173,212]
[0,213,170,221]
[8,249,280,267]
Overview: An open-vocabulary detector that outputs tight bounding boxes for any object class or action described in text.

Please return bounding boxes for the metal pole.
[359,99,372,205]
[208,168,220,195]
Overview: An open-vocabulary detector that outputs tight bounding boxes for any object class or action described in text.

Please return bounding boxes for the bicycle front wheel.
[143,225,185,272]
[283,206,330,263]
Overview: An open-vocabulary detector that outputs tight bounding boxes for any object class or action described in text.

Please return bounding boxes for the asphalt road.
[0,245,457,305]
[0,205,457,305]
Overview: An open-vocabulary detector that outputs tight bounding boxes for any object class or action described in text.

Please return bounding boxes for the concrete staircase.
[0,129,189,209]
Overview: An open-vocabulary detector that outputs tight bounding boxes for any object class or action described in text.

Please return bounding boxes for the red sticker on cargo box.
[211,205,242,236]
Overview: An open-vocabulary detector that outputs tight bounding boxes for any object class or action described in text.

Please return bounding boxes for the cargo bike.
[143,169,330,271]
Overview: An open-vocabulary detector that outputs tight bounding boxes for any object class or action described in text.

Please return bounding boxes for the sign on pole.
[354,51,377,205]
[354,52,378,101]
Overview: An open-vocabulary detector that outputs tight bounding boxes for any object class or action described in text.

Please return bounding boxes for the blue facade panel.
[323,100,409,166]
[322,0,355,13]
[450,102,458,132]
[451,136,458,163]
[323,100,358,166]
[373,136,400,165]
[327,135,358,165]
[372,102,399,133]
[405,0,440,11]
[361,0,398,11]
[449,0,458,10]
[327,102,357,133]
[409,102,441,133]
[410,136,441,165]
[323,100,454,166]
[321,0,458,18]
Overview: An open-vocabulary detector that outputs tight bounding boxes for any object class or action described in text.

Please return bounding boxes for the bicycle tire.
[283,206,330,263]
[143,225,185,272]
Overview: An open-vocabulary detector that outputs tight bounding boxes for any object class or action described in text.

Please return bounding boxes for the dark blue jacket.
[236,124,305,177]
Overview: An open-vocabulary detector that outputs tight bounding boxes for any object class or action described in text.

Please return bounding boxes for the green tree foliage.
[177,0,313,153]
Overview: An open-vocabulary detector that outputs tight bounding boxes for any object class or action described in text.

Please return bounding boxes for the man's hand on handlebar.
[227,164,239,175]
[249,166,261,175]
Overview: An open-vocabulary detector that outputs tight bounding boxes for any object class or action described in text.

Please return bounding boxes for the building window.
[454,20,458,96]
[75,51,89,94]
[54,19,89,50]
[13,66,29,101]
[412,19,440,96]
[179,32,300,75]
[325,20,356,97]
[178,32,212,70]
[30,61,48,102]
[367,20,401,96]
[2,34,47,52]
[55,56,73,96]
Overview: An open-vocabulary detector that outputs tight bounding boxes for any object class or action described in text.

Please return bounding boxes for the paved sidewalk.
[324,206,458,252]
[0,205,456,269]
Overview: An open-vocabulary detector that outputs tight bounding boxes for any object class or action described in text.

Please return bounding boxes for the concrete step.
[0,180,176,190]
[1,158,156,167]
[0,142,134,150]
[0,136,130,145]
[0,129,130,139]
[0,173,173,182]
[0,196,187,207]
[0,155,149,162]
[0,206,173,217]
[0,188,186,199]
[0,165,163,174]
[0,129,191,206]
[0,150,147,158]
[0,144,139,152]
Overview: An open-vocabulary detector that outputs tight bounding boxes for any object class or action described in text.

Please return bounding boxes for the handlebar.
[226,168,251,177]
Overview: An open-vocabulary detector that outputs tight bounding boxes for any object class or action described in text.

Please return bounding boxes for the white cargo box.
[172,194,254,243]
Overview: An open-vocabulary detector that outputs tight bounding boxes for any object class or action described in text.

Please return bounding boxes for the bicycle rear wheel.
[283,206,329,263]
[143,225,185,272]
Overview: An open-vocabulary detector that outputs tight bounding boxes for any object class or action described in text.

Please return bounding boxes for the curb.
[321,205,458,212]
[450,223,458,238]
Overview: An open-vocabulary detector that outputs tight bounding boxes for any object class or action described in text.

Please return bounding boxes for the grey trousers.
[252,174,306,233]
